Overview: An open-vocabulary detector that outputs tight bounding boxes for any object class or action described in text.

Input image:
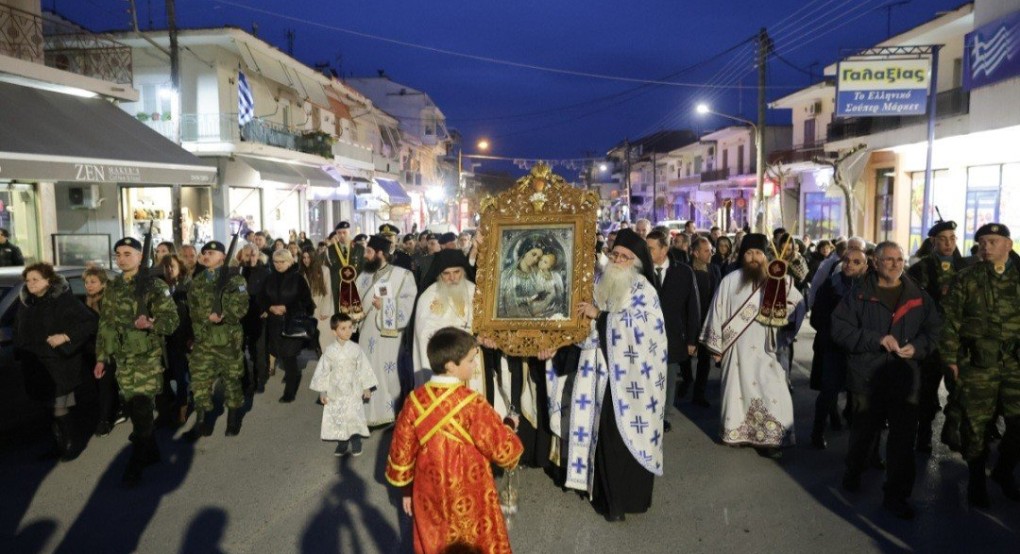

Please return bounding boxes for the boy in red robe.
[386,327,524,554]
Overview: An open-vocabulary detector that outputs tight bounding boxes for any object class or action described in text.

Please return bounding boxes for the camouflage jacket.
[188,267,249,343]
[939,254,1020,366]
[907,250,969,309]
[96,272,179,363]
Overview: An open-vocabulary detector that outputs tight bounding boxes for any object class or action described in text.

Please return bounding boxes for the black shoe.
[842,472,861,492]
[225,409,242,437]
[882,497,916,520]
[677,381,691,402]
[692,396,711,408]
[351,441,364,457]
[941,422,962,452]
[53,415,78,462]
[186,410,208,442]
[663,420,672,433]
[94,420,114,437]
[756,447,782,459]
[811,432,827,450]
[968,461,991,508]
[990,465,1020,502]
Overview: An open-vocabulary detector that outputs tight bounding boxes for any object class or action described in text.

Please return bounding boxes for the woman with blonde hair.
[258,249,315,402]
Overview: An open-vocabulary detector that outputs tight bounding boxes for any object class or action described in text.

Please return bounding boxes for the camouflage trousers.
[114,356,165,400]
[188,336,246,411]
[957,353,1020,461]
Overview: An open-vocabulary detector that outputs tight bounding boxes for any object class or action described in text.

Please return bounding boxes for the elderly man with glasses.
[832,241,942,520]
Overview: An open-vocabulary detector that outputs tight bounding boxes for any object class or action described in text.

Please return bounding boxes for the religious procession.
[8,160,1020,553]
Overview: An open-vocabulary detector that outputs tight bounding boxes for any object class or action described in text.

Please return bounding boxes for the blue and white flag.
[238,71,255,126]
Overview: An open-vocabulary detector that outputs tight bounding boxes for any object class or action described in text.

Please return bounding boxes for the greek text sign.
[836,59,931,117]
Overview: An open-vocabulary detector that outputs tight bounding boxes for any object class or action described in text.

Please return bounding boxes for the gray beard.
[436,279,470,317]
[595,264,637,312]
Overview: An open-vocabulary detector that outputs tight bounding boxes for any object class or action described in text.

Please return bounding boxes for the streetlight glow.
[599,163,608,172]
[695,103,710,115]
[476,139,490,151]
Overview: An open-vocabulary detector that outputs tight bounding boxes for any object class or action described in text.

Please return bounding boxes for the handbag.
[281,314,317,339]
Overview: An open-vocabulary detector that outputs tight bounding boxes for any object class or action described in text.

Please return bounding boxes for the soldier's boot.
[123,396,157,487]
[186,410,209,442]
[122,434,145,487]
[941,420,962,453]
[53,414,79,462]
[968,456,991,509]
[224,409,242,437]
[141,434,161,467]
[991,446,1020,502]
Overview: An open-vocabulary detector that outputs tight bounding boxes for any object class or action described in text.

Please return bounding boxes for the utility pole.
[623,138,632,224]
[651,151,658,224]
[756,27,772,233]
[286,29,295,56]
[166,0,183,245]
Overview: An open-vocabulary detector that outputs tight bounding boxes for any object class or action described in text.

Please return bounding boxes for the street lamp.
[476,139,490,152]
[696,104,766,232]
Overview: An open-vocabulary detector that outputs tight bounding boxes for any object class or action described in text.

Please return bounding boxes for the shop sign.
[0,157,215,185]
[355,195,383,211]
[836,58,931,117]
[964,10,1020,91]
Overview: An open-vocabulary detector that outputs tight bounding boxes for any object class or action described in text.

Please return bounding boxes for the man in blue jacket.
[831,241,942,520]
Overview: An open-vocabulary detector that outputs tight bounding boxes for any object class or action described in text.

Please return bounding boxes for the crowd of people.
[11,211,1020,551]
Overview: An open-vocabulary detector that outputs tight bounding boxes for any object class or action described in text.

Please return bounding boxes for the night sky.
[57,0,965,175]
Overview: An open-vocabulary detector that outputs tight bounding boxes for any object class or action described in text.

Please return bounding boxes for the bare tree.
[813,143,869,237]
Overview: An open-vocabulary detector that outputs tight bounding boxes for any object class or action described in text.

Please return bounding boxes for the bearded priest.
[700,233,805,459]
[547,228,668,522]
[354,235,417,426]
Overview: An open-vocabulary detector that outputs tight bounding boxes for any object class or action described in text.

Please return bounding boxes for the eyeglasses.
[608,251,635,262]
[878,257,905,265]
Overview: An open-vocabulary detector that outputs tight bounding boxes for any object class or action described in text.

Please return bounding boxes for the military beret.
[201,240,226,253]
[438,232,457,245]
[114,237,143,251]
[425,233,436,241]
[974,223,1010,241]
[367,234,392,253]
[334,221,351,230]
[927,220,957,238]
[378,223,400,236]
[353,234,368,243]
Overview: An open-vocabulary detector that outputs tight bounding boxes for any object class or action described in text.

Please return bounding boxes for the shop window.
[229,187,262,236]
[802,192,843,239]
[0,184,40,264]
[122,186,212,247]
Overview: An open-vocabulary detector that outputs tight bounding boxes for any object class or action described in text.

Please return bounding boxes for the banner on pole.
[836,58,931,117]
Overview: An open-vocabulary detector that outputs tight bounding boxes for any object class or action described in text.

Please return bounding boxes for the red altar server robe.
[386,378,524,554]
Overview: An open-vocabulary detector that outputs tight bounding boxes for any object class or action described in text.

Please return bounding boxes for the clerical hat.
[201,241,226,253]
[423,249,472,286]
[114,237,143,252]
[974,223,1010,241]
[438,232,458,245]
[738,233,770,260]
[927,220,957,238]
[367,235,391,253]
[611,228,656,286]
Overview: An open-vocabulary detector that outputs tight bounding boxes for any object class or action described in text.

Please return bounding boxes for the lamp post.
[696,104,766,233]
[457,139,489,230]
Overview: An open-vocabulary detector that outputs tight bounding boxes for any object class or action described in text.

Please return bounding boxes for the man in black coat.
[687,236,721,407]
[831,241,942,520]
[0,228,25,266]
[646,230,701,432]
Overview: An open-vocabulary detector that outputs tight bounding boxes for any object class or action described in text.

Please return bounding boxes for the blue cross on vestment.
[631,294,646,309]
[633,328,645,345]
[610,328,622,347]
[645,397,659,414]
[631,416,649,434]
[617,399,630,416]
[623,345,639,363]
[648,339,659,356]
[546,366,557,381]
[656,373,666,390]
[621,310,633,328]
[654,318,665,334]
[640,362,653,378]
[626,381,644,399]
[368,337,377,354]
[639,450,653,463]
[579,359,594,378]
[575,394,592,410]
[651,429,662,446]
[572,457,586,474]
[613,364,627,381]
[634,310,649,323]
[573,426,590,443]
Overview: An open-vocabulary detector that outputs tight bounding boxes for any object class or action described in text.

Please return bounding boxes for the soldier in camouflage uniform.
[94,237,179,486]
[186,241,250,440]
[907,220,970,453]
[941,223,1020,507]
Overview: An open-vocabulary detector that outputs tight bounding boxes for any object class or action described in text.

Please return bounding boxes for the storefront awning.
[235,156,345,188]
[374,178,411,205]
[291,164,346,188]
[0,82,216,185]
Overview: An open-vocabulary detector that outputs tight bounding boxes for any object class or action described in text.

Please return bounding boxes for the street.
[2,325,1019,554]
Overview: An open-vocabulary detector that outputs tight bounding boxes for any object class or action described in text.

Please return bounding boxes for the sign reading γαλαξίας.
[836,58,931,118]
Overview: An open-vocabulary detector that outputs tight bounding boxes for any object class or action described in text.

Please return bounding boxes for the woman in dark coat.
[258,249,314,402]
[158,254,194,426]
[15,263,98,461]
[239,244,272,393]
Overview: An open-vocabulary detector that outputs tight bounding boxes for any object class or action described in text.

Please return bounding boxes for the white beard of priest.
[548,228,668,523]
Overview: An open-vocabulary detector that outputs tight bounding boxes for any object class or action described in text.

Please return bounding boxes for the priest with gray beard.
[547,228,668,522]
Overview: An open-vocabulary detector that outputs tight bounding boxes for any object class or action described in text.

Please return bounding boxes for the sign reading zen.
[836,58,931,117]
[74,164,143,182]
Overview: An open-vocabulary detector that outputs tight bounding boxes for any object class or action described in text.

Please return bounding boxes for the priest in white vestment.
[700,233,804,458]
[354,235,417,426]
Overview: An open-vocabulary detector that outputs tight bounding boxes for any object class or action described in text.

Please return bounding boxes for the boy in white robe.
[310,313,378,457]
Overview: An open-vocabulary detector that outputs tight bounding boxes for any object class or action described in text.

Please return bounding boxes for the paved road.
[2,328,1019,553]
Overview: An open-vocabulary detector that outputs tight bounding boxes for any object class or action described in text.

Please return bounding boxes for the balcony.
[701,168,730,182]
[333,139,374,165]
[827,87,970,142]
[138,113,338,156]
[0,3,132,84]
[768,146,827,165]
[669,174,702,187]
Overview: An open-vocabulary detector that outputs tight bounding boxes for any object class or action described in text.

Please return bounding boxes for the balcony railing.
[333,140,374,165]
[669,175,702,187]
[827,87,970,142]
[768,146,827,165]
[0,3,132,84]
[701,168,730,182]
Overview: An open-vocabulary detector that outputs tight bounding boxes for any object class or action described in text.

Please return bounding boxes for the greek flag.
[238,71,255,127]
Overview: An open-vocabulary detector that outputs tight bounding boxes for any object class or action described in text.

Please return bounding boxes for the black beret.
[334,221,351,230]
[353,234,368,242]
[114,237,143,251]
[927,220,957,238]
[974,223,1010,241]
[438,232,458,245]
[202,241,226,253]
[378,223,400,235]
[367,235,391,253]
[425,233,437,241]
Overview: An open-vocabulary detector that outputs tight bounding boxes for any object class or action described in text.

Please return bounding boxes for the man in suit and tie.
[646,230,701,432]
[686,236,722,407]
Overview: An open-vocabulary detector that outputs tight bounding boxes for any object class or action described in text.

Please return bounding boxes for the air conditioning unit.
[808,100,823,115]
[69,185,100,210]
